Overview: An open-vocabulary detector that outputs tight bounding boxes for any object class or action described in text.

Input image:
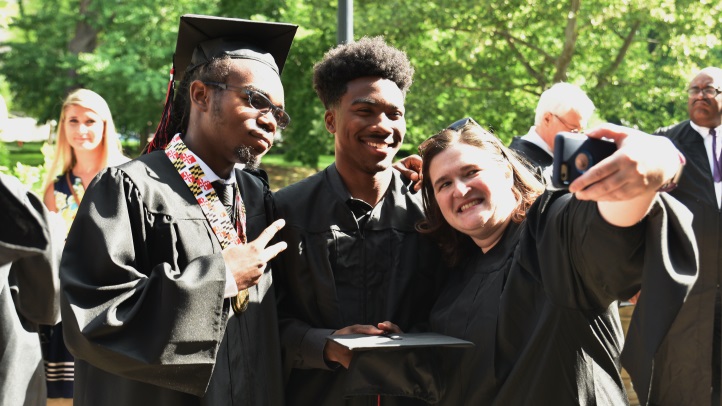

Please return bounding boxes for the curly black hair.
[313,36,414,109]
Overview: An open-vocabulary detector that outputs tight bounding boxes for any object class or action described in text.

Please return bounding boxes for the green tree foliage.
[1,0,216,150]
[353,0,722,148]
[2,0,721,167]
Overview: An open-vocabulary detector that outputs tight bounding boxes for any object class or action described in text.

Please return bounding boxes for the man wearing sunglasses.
[59,15,294,405]
[273,37,443,405]
[649,66,722,405]
[508,82,595,184]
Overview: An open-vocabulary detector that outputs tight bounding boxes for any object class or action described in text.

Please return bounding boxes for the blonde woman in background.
[43,88,128,228]
[40,88,129,405]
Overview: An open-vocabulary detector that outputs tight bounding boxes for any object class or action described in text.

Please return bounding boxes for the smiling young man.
[649,66,722,405]
[59,15,294,406]
[273,37,443,405]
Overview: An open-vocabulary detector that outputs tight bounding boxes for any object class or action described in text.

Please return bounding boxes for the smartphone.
[551,132,617,189]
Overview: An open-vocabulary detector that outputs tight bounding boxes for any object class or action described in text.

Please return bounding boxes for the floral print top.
[53,171,85,234]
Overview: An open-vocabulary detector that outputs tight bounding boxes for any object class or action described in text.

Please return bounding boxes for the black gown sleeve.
[621,193,698,405]
[60,167,229,397]
[274,220,337,372]
[527,191,647,310]
[530,190,697,405]
[0,173,61,327]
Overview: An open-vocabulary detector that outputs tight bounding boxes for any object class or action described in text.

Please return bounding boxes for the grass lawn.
[260,153,334,191]
[261,153,334,169]
[5,141,46,167]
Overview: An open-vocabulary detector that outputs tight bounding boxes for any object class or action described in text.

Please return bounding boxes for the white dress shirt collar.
[520,126,554,157]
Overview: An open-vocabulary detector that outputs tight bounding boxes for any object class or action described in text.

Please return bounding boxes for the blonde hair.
[43,89,126,190]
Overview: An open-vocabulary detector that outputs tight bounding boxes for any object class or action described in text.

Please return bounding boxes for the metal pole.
[337,0,353,45]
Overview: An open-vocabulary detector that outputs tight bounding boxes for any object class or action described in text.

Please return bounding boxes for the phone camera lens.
[574,152,591,172]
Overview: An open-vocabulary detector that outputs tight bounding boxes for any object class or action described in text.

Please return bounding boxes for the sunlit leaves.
[1,0,720,164]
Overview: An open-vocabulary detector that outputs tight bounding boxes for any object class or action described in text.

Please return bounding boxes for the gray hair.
[694,67,722,83]
[534,82,595,128]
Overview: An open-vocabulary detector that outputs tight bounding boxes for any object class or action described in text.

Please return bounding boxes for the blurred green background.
[1,0,720,193]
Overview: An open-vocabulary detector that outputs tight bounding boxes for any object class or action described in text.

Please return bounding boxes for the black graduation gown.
[508,136,554,184]
[60,151,284,406]
[646,120,722,404]
[0,174,61,406]
[273,164,444,405]
[345,190,696,405]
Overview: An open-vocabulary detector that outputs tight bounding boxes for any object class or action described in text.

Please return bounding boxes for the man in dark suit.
[651,66,722,405]
[508,82,595,182]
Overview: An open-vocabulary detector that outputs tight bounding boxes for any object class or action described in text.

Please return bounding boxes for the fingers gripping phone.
[551,132,617,189]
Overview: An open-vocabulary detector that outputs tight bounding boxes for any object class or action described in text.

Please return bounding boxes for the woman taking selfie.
[351,119,697,406]
[409,119,696,405]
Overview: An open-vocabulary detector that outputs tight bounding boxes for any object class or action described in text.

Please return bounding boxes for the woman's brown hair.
[416,121,544,265]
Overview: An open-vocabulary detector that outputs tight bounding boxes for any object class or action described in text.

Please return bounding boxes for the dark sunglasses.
[447,117,480,131]
[203,82,291,129]
[420,116,507,159]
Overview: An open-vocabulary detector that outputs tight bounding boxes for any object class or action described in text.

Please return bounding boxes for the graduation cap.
[147,14,298,152]
[175,14,297,82]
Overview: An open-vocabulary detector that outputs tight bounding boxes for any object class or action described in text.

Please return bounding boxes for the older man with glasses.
[649,66,722,405]
[508,82,595,184]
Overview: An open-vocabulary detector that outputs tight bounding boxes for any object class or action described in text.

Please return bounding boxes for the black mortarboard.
[175,14,298,82]
[147,14,298,153]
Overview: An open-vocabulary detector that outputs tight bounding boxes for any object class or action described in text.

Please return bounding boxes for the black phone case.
[551,132,617,188]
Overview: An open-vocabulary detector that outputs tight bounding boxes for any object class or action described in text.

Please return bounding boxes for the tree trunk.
[553,0,581,84]
[67,0,99,85]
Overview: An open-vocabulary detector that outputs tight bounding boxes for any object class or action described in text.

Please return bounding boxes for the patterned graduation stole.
[165,134,250,313]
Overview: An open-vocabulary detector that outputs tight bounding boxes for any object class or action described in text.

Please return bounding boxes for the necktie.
[212,180,249,313]
[212,181,235,221]
[713,129,721,183]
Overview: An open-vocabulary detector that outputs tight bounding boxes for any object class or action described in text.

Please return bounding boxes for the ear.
[542,111,553,127]
[324,109,336,134]
[189,80,211,112]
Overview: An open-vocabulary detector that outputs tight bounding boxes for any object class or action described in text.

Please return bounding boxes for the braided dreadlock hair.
[145,57,235,153]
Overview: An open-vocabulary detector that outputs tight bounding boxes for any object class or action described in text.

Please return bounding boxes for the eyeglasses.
[687,86,722,98]
[203,82,291,129]
[447,117,480,131]
[553,114,582,133]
